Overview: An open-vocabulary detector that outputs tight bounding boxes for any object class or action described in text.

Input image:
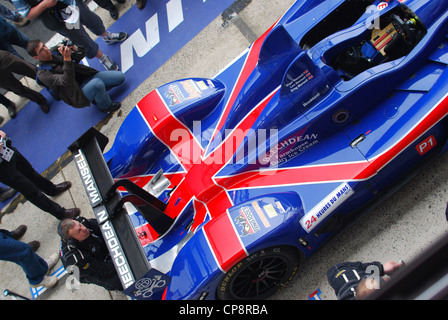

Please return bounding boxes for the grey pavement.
[0,0,447,301]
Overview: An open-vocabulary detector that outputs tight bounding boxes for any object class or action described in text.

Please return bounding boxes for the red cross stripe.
[209,21,277,144]
[129,89,448,197]
[121,7,448,271]
[215,92,448,191]
[130,23,281,272]
[215,161,373,190]
[137,83,280,271]
[129,80,448,273]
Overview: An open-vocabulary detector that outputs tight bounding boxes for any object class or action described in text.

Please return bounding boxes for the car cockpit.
[326,5,426,80]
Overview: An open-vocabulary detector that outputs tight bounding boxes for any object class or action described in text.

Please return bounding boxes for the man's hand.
[27,0,57,19]
[383,261,404,275]
[59,45,73,62]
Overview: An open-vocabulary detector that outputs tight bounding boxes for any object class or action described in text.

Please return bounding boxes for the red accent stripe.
[217,93,448,190]
[203,213,245,272]
[211,24,276,140]
[137,90,203,171]
[366,94,448,173]
[216,161,372,189]
[137,84,279,270]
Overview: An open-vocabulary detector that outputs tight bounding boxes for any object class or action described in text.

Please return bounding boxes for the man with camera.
[11,0,127,71]
[27,39,125,112]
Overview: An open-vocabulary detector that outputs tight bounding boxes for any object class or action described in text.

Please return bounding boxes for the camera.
[0,136,11,147]
[56,40,86,63]
[61,39,74,47]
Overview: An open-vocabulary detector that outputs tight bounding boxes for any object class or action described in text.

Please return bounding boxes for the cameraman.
[26,39,125,113]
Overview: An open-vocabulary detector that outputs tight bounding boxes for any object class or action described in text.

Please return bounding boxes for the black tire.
[216,246,300,300]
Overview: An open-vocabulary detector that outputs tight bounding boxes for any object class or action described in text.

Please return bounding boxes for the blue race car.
[69,0,448,300]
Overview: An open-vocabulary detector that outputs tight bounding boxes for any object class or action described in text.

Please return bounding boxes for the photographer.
[26,39,125,112]
[11,0,127,70]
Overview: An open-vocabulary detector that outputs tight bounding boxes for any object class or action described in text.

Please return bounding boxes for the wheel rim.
[229,256,289,299]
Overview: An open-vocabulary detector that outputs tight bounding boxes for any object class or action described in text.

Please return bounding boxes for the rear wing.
[68,128,153,290]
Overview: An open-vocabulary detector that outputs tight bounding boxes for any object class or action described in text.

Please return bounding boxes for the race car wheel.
[216,246,300,300]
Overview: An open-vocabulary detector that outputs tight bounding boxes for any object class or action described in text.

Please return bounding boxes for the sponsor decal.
[416,135,437,155]
[164,79,203,106]
[300,182,354,233]
[263,203,278,219]
[263,131,319,167]
[96,207,135,289]
[377,2,388,10]
[302,85,330,108]
[234,206,260,237]
[275,201,286,213]
[251,201,270,227]
[123,268,170,300]
[165,84,185,106]
[73,150,101,206]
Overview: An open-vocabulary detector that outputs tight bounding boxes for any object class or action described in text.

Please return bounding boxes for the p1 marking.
[416,135,437,156]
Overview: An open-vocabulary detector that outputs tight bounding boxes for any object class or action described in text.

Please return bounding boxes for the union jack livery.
[69,0,448,300]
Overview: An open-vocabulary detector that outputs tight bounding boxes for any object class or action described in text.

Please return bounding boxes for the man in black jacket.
[27,39,125,113]
[0,129,80,220]
[58,216,123,291]
[0,49,50,115]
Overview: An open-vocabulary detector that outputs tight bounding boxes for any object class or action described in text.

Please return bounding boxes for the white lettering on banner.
[299,182,354,233]
[120,0,188,72]
[167,0,184,32]
[121,14,160,72]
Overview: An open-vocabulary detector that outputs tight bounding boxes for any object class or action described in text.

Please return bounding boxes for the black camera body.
[61,39,74,47]
[56,40,86,63]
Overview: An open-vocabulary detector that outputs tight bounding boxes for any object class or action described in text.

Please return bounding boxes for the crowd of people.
[0,0,144,293]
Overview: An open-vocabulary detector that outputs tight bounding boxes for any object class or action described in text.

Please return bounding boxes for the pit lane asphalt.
[1,0,447,301]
